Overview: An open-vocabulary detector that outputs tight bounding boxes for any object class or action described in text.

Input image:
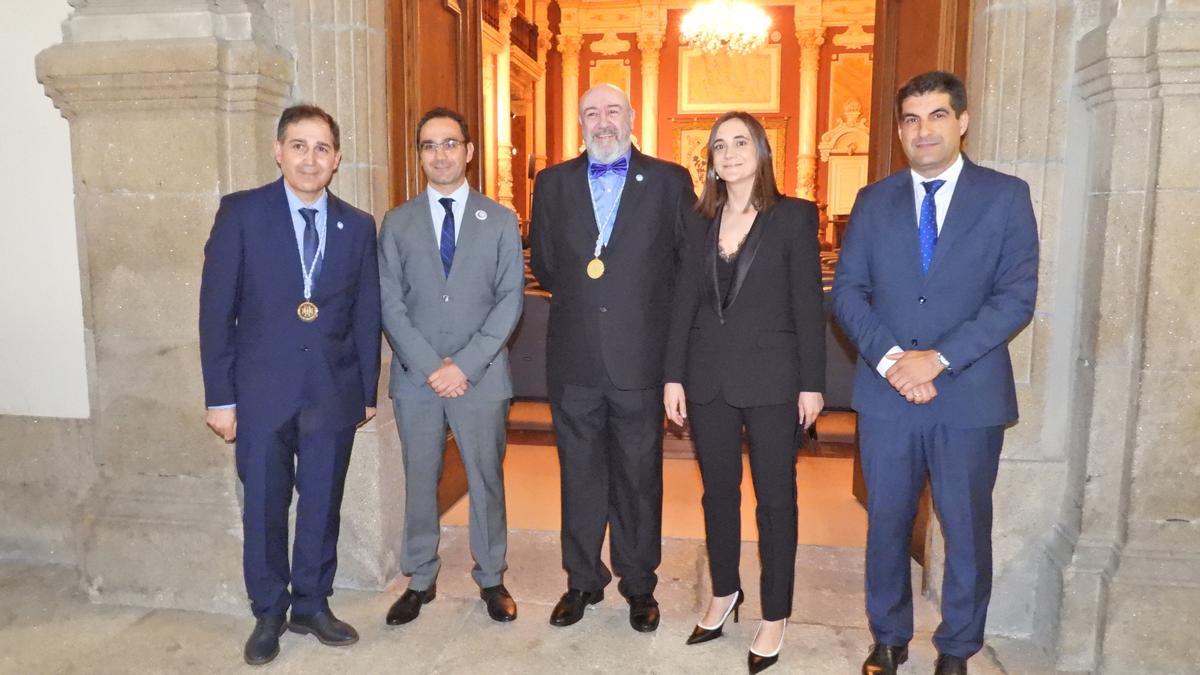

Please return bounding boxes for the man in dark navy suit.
[199,104,381,665]
[832,72,1038,675]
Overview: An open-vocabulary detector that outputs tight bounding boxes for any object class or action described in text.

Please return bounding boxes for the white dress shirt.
[876,153,965,377]
[427,180,470,245]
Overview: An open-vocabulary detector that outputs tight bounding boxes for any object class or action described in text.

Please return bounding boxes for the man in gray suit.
[378,107,525,624]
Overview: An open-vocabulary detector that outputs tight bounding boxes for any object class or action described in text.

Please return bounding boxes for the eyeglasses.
[418,139,466,154]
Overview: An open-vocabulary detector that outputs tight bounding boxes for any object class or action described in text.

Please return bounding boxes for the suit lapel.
[565,155,599,254]
[704,215,723,320]
[723,208,765,310]
[926,158,983,279]
[267,178,305,298]
[448,191,487,287]
[314,191,355,298]
[603,149,647,253]
[888,174,923,278]
[410,191,448,287]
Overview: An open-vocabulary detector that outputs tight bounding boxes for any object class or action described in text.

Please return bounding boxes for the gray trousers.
[393,396,510,590]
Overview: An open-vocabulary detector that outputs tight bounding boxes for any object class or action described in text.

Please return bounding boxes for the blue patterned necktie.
[589,156,628,179]
[438,197,455,277]
[299,207,320,285]
[918,179,945,273]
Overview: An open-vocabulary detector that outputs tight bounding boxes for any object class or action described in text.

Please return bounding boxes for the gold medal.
[586,258,605,279]
[297,301,319,322]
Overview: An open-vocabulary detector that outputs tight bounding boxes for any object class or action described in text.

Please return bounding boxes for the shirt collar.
[910,153,964,190]
[282,181,329,214]
[427,179,470,207]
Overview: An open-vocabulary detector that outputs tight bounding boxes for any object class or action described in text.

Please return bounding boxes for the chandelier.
[680,0,772,55]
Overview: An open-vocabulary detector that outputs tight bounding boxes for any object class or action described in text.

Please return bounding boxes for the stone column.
[795,27,824,200]
[495,3,516,210]
[559,33,583,159]
[482,51,497,199]
[35,0,400,612]
[1052,8,1200,674]
[637,33,663,157]
[36,0,291,612]
[533,27,551,174]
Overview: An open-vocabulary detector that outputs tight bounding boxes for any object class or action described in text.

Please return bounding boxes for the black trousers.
[550,378,664,598]
[689,397,798,621]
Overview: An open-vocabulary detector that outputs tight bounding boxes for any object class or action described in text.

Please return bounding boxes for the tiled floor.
[444,444,869,548]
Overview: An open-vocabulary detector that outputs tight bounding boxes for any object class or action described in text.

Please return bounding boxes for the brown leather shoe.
[862,643,909,675]
[480,584,517,622]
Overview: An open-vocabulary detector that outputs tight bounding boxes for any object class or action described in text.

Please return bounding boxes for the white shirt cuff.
[876,346,903,377]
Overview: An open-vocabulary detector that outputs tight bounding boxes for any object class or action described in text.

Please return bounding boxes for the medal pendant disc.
[586,258,605,279]
[297,301,319,322]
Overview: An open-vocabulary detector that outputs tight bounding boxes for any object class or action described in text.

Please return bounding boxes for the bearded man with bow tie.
[530,84,697,632]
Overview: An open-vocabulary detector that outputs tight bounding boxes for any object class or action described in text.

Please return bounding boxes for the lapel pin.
[635,174,644,182]
[476,209,488,220]
[336,221,344,230]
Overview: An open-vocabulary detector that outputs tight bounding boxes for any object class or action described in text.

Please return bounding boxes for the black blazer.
[665,197,825,407]
[530,149,697,391]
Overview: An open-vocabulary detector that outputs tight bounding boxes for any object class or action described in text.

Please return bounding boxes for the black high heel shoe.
[686,589,744,645]
[747,619,786,673]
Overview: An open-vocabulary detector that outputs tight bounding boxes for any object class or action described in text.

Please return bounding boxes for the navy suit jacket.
[199,177,382,431]
[831,158,1039,428]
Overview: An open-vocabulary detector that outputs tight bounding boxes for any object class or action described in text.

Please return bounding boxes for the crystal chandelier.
[680,0,772,55]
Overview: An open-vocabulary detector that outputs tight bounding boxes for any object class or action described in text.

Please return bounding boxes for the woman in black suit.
[664,111,825,673]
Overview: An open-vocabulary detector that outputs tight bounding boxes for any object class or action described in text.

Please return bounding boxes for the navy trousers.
[235,414,356,618]
[858,413,1003,658]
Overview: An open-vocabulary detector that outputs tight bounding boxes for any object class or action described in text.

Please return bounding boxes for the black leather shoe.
[687,590,744,645]
[934,654,968,674]
[548,588,603,627]
[386,584,436,625]
[747,619,786,674]
[288,609,358,646]
[243,614,286,666]
[628,593,660,632]
[862,643,909,675]
[480,584,517,622]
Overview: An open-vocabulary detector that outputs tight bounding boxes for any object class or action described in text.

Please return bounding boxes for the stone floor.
[0,528,1058,674]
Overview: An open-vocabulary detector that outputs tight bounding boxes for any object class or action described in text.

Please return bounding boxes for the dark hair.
[695,111,781,219]
[417,107,472,144]
[895,70,967,119]
[276,104,340,150]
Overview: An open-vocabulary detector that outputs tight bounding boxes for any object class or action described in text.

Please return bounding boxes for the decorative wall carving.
[678,44,782,113]
[590,31,632,56]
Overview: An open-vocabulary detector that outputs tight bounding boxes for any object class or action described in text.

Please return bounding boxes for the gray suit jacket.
[378,188,524,401]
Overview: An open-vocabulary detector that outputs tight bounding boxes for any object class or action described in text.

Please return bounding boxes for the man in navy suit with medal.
[199,105,381,665]
[530,84,696,632]
[833,72,1039,675]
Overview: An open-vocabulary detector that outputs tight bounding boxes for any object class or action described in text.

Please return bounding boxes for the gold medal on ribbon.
[586,258,605,279]
[297,301,319,322]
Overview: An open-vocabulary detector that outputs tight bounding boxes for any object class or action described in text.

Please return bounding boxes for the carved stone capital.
[558,33,583,59]
[796,27,825,54]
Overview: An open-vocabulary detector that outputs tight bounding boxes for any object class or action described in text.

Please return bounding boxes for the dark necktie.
[299,207,320,284]
[438,197,455,277]
[589,156,629,179]
[918,179,945,273]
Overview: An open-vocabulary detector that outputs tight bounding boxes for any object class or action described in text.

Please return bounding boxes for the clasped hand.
[885,349,944,404]
[428,357,470,398]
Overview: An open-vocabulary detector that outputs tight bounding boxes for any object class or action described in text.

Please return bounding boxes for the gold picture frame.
[672,117,789,197]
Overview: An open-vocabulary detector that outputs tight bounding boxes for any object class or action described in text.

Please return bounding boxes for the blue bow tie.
[589,156,628,179]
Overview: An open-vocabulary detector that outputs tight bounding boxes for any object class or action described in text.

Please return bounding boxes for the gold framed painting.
[672,117,789,196]
[677,44,782,114]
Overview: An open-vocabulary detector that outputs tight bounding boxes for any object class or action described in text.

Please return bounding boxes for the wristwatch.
[935,351,952,372]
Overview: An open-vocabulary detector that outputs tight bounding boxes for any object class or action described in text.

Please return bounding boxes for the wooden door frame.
[386,0,486,204]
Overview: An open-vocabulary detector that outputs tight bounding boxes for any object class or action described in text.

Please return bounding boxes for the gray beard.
[586,139,630,164]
